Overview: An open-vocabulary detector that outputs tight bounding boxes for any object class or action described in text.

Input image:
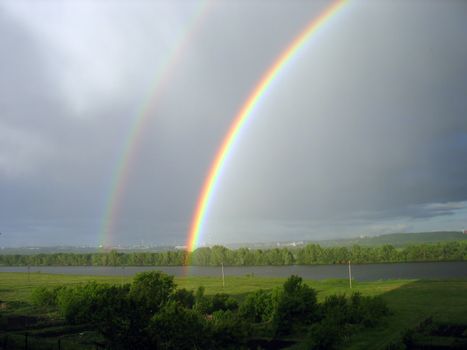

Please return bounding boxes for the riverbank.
[1,272,467,348]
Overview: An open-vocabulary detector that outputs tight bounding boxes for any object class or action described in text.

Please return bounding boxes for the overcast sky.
[1,0,467,247]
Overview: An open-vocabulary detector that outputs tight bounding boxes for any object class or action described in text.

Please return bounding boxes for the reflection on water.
[0,261,466,281]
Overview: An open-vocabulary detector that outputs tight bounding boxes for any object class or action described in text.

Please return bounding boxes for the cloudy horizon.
[1,0,467,247]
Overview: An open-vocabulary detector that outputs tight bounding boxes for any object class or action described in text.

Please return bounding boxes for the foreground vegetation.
[1,240,466,267]
[1,272,467,349]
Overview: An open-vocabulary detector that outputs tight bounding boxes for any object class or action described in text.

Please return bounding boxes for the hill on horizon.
[314,231,467,248]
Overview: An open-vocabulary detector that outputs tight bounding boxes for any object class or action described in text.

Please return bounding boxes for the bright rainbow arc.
[100,0,211,248]
[187,0,347,252]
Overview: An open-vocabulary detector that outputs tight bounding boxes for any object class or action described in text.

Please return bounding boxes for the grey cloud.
[1,1,466,246]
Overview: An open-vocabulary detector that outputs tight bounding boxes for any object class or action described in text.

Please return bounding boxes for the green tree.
[272,275,318,335]
[130,271,176,316]
[148,301,210,349]
[239,289,274,323]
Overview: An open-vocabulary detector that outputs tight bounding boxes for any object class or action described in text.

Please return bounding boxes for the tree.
[148,301,210,349]
[272,275,318,335]
[171,288,195,309]
[130,271,175,316]
[239,289,273,323]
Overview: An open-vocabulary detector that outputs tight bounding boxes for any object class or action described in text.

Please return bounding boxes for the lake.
[1,261,466,281]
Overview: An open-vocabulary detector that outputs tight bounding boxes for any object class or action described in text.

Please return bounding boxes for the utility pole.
[221,262,225,288]
[348,260,352,289]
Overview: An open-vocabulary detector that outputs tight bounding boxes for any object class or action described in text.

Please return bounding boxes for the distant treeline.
[1,241,466,267]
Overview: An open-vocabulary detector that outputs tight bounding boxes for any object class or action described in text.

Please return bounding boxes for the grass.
[347,279,467,349]
[0,272,408,303]
[1,272,467,349]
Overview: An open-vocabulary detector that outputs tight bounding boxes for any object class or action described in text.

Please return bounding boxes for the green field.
[1,272,467,349]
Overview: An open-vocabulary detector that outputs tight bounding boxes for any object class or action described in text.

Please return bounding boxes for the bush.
[239,289,274,323]
[31,286,63,307]
[300,292,390,349]
[130,271,176,316]
[148,301,210,349]
[171,288,195,309]
[348,292,390,327]
[90,284,150,349]
[194,289,238,315]
[210,310,250,348]
[302,317,348,350]
[56,282,105,324]
[210,293,238,313]
[272,275,319,335]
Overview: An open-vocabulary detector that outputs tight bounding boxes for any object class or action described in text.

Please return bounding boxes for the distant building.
[463,229,467,235]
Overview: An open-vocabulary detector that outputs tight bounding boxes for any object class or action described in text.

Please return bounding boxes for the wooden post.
[221,263,225,288]
[348,260,352,289]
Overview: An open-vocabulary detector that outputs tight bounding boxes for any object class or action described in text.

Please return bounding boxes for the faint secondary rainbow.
[187,0,347,252]
[99,0,211,247]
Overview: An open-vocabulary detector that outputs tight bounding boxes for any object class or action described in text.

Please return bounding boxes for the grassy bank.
[1,272,466,349]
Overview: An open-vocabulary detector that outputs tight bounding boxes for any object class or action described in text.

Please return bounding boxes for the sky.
[1,0,467,247]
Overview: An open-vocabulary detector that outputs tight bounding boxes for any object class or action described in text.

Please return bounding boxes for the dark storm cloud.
[1,0,466,246]
[203,0,467,242]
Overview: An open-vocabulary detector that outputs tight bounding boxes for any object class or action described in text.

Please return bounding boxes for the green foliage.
[321,294,349,324]
[210,310,250,348]
[239,289,274,323]
[148,301,210,350]
[170,288,195,308]
[2,271,466,350]
[272,275,319,335]
[1,240,466,267]
[56,282,103,324]
[130,271,175,315]
[301,292,390,349]
[87,284,149,349]
[348,292,390,327]
[194,291,238,315]
[210,293,238,313]
[31,286,62,307]
[302,316,348,350]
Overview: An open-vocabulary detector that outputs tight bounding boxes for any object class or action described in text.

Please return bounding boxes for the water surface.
[1,261,466,281]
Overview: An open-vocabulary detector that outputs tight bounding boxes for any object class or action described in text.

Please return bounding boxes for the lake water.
[1,261,466,281]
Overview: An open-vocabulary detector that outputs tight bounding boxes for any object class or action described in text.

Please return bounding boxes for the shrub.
[194,289,238,315]
[302,317,348,350]
[31,286,63,307]
[239,289,274,323]
[210,310,250,348]
[171,288,195,309]
[210,293,238,313]
[321,294,349,324]
[130,271,176,316]
[348,292,390,327]
[148,301,210,349]
[272,275,319,335]
[56,283,105,324]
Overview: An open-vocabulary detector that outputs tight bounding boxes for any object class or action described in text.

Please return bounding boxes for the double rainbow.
[187,0,347,251]
[100,1,211,247]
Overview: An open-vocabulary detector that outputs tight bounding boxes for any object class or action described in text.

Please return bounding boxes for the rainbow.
[186,0,347,252]
[99,0,211,248]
